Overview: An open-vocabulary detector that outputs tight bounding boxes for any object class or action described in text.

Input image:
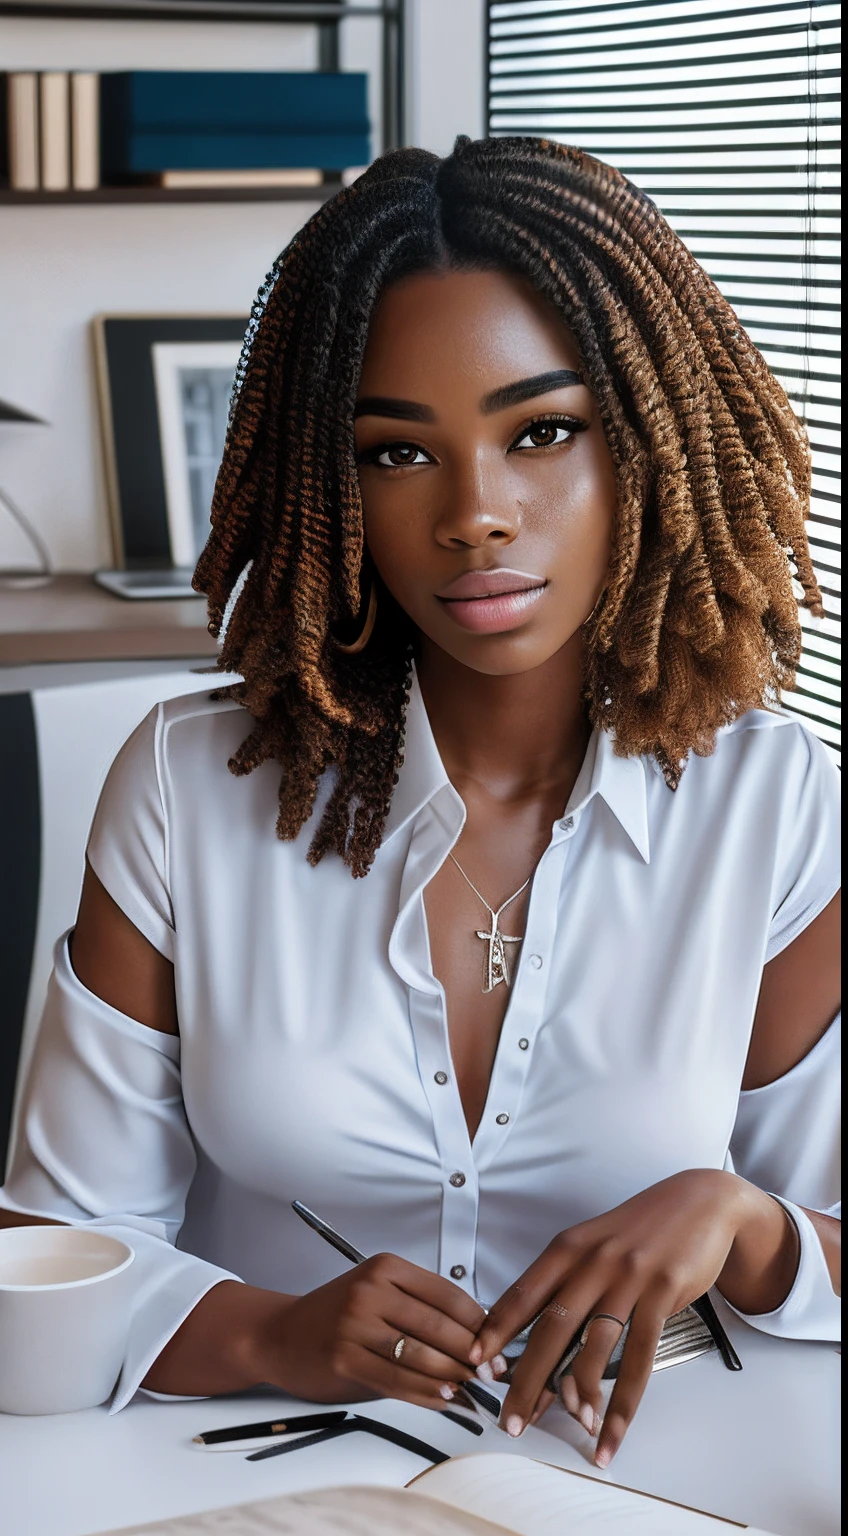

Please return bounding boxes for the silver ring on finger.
[392,1335,407,1363]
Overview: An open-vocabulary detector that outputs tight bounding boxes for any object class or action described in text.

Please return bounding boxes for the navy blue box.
[100,71,370,177]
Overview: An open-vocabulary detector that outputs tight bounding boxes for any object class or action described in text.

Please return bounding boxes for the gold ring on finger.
[578,1313,627,1350]
[392,1336,407,1362]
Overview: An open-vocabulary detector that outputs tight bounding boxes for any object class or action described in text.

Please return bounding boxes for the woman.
[1,137,840,1470]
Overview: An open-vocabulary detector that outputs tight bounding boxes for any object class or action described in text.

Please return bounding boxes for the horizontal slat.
[795,668,842,704]
[490,31,840,67]
[490,12,840,46]
[799,625,842,658]
[493,80,839,110]
[781,688,842,727]
[491,0,839,23]
[490,1,840,750]
[491,1,839,19]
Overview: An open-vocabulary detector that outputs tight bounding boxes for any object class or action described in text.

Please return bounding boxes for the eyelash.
[356,412,589,469]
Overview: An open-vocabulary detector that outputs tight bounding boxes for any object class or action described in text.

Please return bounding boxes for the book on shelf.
[99,69,370,180]
[136,167,324,189]
[92,1451,777,1535]
[40,72,70,191]
[71,72,99,190]
[99,69,369,130]
[102,131,370,177]
[2,70,368,192]
[7,72,40,190]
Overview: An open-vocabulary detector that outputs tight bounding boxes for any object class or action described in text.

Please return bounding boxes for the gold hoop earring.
[332,581,377,655]
[582,588,606,629]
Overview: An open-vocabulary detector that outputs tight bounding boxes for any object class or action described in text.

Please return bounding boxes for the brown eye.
[383,444,424,466]
[529,423,559,447]
[360,441,432,469]
[512,419,580,452]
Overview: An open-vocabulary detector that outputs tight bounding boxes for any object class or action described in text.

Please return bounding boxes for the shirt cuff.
[724,1197,840,1342]
[97,1223,242,1412]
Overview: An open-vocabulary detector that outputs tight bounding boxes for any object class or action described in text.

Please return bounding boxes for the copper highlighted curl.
[194,136,822,876]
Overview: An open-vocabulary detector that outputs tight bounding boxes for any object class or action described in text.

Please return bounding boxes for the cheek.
[360,481,429,586]
[524,445,616,560]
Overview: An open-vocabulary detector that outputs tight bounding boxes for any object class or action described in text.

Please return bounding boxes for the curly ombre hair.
[194,135,822,876]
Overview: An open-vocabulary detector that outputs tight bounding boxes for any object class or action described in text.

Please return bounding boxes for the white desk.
[1,1304,839,1536]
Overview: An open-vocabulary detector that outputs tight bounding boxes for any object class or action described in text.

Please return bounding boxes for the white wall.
[0,4,485,573]
[406,0,485,156]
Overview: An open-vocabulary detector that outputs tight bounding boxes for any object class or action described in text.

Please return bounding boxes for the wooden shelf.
[0,3,396,21]
[0,181,343,206]
[0,573,218,664]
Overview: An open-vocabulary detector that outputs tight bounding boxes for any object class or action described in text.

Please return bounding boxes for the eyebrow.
[353,368,584,424]
[353,396,435,422]
[481,369,584,414]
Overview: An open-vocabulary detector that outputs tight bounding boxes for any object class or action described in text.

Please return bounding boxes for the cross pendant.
[476,912,523,993]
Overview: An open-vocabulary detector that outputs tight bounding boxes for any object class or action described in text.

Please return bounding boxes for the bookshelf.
[0,180,343,204]
[0,2,405,200]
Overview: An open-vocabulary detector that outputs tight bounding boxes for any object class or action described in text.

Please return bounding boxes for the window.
[488,0,841,759]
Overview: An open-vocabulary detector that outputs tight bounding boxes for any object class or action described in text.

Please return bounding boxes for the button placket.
[407,981,479,1290]
[471,836,569,1172]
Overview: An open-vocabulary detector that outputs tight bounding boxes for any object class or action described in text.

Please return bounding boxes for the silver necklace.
[448,853,532,994]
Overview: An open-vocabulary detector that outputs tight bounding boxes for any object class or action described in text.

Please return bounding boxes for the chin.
[427,627,579,677]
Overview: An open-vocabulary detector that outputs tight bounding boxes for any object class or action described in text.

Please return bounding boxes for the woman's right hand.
[243,1254,489,1410]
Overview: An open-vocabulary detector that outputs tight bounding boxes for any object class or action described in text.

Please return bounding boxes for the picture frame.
[152,339,244,569]
[93,314,248,569]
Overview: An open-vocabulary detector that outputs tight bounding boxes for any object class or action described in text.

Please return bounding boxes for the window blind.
[488,0,841,759]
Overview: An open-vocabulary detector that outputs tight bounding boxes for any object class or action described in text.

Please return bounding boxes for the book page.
[410,1454,775,1535]
[95,1485,514,1536]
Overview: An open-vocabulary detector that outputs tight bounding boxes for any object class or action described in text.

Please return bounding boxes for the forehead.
[357,267,582,397]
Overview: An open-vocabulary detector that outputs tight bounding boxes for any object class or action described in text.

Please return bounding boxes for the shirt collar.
[570,727,651,863]
[381,670,650,863]
[381,671,454,845]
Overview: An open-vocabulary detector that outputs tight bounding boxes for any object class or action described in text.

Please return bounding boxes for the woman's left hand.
[470,1169,789,1467]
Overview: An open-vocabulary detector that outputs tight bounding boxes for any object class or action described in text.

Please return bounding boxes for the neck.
[416,634,590,805]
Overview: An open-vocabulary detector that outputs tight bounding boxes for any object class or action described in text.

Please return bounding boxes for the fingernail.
[505,1415,524,1438]
[492,1354,508,1377]
[560,1376,579,1416]
[595,1444,613,1469]
[469,1343,482,1364]
[439,1384,456,1401]
[475,1361,495,1382]
[578,1402,601,1437]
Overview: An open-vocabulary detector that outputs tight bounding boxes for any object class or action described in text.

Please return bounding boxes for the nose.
[433,450,520,550]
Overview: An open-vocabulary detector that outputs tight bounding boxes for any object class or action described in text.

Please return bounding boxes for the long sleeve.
[726,1010,841,1341]
[0,933,240,1412]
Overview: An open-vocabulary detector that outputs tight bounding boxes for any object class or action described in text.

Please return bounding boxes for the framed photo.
[93,314,248,568]
[152,341,243,568]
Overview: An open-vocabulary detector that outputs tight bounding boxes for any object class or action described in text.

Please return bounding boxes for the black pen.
[291,1199,503,1419]
[193,1411,347,1446]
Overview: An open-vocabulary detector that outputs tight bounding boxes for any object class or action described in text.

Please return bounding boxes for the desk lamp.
[0,398,53,588]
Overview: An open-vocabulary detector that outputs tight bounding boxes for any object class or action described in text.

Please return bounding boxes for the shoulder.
[113,687,250,781]
[92,687,259,833]
[669,707,839,808]
[157,687,249,763]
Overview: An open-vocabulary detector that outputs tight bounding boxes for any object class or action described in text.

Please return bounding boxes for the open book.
[100,1452,776,1534]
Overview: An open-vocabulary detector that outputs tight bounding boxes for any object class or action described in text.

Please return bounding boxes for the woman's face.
[354,267,617,676]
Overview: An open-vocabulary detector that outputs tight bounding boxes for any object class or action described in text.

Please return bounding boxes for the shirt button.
[449,1172,466,1188]
[518,1037,529,1050]
[434,1071,448,1085]
[559,815,574,832]
[528,953,543,970]
[496,1113,510,1126]
[450,1264,466,1280]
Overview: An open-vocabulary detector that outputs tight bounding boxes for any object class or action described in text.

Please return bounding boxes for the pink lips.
[436,568,547,634]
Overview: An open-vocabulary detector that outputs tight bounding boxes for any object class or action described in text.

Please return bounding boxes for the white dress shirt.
[2,676,840,1410]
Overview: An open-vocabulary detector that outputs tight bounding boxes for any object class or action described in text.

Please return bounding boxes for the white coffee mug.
[0,1226,135,1414]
